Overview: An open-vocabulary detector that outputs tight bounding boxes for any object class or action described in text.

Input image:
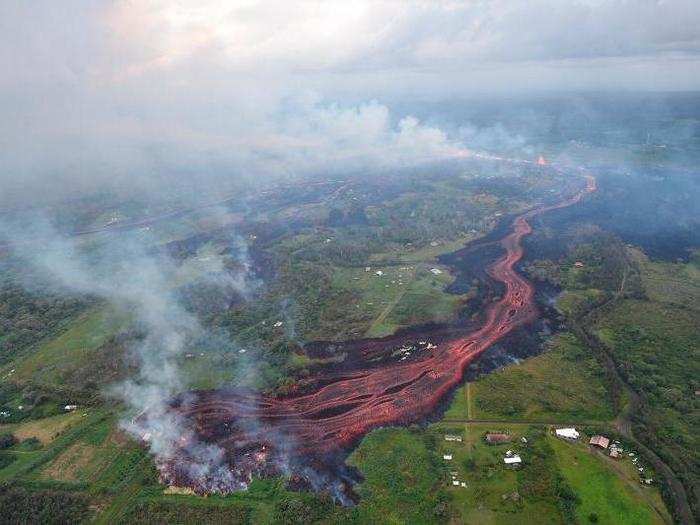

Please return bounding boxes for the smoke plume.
[0,215,253,492]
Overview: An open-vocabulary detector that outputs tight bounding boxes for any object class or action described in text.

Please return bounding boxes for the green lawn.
[6,306,128,386]
[347,427,449,524]
[471,333,614,423]
[550,436,668,524]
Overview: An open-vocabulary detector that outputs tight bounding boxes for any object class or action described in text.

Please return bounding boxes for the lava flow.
[161,173,597,498]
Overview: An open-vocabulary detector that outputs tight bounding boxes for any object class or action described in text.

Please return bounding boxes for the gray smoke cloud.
[0,215,253,490]
[2,1,699,206]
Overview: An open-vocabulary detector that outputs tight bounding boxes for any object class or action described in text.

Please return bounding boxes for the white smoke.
[1,215,252,489]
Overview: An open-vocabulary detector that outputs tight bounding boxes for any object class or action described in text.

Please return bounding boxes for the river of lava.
[160,174,597,500]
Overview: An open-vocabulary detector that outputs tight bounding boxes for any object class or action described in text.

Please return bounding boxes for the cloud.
[1,0,699,204]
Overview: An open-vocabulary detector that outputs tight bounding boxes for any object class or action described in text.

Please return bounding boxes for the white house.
[504,455,522,465]
[555,428,580,440]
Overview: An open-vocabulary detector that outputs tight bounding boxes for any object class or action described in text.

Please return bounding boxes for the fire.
[537,155,547,166]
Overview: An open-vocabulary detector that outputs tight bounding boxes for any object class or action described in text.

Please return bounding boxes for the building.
[589,435,610,449]
[574,261,584,268]
[443,454,453,461]
[444,435,463,442]
[485,433,511,444]
[503,455,522,465]
[555,428,580,440]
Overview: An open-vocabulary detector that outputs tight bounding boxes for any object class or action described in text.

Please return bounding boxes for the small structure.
[589,435,610,449]
[574,261,584,268]
[504,455,522,465]
[273,321,283,328]
[365,267,371,272]
[430,268,443,275]
[375,270,383,276]
[0,411,10,418]
[555,428,580,440]
[485,433,511,444]
[444,435,463,442]
[64,404,78,411]
[609,449,621,459]
[442,454,453,461]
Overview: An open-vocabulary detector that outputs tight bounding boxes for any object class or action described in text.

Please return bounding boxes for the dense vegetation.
[473,333,614,422]
[348,427,450,523]
[0,277,91,366]
[0,484,92,524]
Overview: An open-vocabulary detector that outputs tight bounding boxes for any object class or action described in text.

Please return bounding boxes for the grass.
[7,306,127,386]
[40,441,98,481]
[431,422,565,524]
[556,288,607,317]
[0,410,86,445]
[0,410,108,482]
[470,333,614,423]
[442,383,472,420]
[331,263,467,338]
[347,427,449,524]
[368,234,479,265]
[549,436,669,524]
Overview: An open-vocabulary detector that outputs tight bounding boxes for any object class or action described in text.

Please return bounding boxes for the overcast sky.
[2,0,700,203]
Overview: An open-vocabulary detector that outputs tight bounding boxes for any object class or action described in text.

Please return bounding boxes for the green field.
[550,437,668,524]
[5,306,128,387]
[470,333,614,423]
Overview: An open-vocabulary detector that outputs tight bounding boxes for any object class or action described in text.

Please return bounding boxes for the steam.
[0,216,252,491]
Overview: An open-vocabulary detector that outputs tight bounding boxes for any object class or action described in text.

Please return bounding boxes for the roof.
[485,433,511,443]
[504,455,522,464]
[555,428,580,439]
[589,435,610,448]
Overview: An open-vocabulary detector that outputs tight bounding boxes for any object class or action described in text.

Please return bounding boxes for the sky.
[2,0,700,203]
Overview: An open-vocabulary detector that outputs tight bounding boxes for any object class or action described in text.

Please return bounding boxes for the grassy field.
[467,333,614,423]
[5,306,128,386]
[550,436,669,524]
[1,410,86,445]
[432,422,565,524]
[348,427,449,524]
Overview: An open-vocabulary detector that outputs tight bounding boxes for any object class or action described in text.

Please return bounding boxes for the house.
[485,433,511,444]
[375,270,383,276]
[574,261,584,268]
[64,404,78,411]
[555,428,580,440]
[589,435,610,449]
[504,455,522,465]
[443,454,453,461]
[609,449,621,459]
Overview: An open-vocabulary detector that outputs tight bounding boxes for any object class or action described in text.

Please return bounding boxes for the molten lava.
[164,173,597,497]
